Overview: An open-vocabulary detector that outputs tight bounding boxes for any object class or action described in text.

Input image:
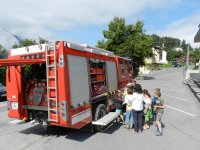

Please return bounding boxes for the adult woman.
[131,84,144,133]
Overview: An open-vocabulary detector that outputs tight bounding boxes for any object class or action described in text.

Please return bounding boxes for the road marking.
[165,105,196,117]
[163,93,189,102]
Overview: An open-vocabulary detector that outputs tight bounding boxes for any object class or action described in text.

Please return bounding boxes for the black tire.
[93,104,108,132]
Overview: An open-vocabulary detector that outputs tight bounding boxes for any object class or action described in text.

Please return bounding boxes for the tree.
[97,17,153,68]
[39,37,49,44]
[192,49,200,61]
[0,44,7,58]
[12,39,37,48]
[12,37,49,48]
[150,34,194,62]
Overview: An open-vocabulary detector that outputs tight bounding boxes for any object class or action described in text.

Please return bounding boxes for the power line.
[1,28,24,43]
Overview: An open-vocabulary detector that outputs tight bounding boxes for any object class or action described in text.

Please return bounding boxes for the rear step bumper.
[92,112,120,126]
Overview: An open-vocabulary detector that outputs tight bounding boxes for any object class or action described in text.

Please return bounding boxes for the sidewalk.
[184,78,200,102]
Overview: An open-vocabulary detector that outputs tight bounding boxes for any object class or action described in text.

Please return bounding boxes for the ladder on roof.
[46,43,58,122]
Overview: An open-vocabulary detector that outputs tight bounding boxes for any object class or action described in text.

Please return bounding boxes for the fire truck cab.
[1,41,133,131]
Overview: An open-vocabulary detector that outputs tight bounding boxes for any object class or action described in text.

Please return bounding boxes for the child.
[113,92,124,123]
[123,87,134,129]
[143,89,152,130]
[152,88,160,121]
[123,80,136,95]
[154,89,164,136]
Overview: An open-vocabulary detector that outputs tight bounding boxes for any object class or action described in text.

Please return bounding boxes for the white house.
[174,47,183,52]
[139,47,168,74]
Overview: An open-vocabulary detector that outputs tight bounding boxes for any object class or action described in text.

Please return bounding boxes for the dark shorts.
[156,113,163,122]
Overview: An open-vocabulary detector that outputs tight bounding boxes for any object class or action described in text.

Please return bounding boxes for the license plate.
[1,94,6,97]
[11,102,18,110]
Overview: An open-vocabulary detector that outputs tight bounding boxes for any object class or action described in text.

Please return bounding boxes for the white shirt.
[124,94,134,111]
[124,94,134,105]
[131,93,144,111]
[143,96,151,105]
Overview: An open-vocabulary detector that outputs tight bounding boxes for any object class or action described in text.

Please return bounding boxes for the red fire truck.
[0,41,133,131]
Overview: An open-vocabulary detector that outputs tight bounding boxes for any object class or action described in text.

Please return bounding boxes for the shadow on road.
[20,124,95,142]
[161,122,165,129]
[20,124,69,137]
[19,122,122,142]
[101,122,122,134]
[141,76,155,80]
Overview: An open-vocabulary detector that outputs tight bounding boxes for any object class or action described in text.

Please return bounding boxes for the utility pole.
[185,44,190,79]
[186,44,189,70]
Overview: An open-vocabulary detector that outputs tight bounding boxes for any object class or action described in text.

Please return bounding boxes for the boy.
[154,89,164,136]
[152,88,160,121]
[114,92,124,123]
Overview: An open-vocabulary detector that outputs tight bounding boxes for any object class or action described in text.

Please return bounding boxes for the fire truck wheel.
[93,104,108,132]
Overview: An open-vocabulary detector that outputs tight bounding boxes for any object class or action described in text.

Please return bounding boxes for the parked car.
[0,83,6,100]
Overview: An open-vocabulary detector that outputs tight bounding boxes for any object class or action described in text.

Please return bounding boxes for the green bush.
[160,62,172,68]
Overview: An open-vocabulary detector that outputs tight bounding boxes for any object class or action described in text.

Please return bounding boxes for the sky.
[0,0,200,49]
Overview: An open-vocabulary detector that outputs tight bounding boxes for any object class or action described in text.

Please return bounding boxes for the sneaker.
[138,130,142,133]
[155,131,163,136]
[124,125,129,129]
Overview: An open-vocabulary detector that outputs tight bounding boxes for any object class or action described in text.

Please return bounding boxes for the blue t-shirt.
[152,96,157,105]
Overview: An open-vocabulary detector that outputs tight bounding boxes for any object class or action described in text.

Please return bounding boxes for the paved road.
[0,68,200,150]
